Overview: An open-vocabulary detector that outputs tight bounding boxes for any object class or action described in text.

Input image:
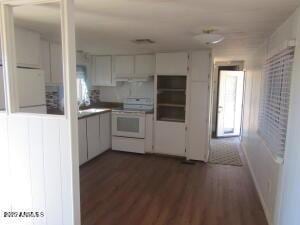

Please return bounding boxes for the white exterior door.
[217,70,244,137]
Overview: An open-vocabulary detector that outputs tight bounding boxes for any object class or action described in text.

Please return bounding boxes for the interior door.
[217,70,244,137]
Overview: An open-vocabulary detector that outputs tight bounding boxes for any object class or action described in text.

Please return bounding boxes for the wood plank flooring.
[80,150,268,225]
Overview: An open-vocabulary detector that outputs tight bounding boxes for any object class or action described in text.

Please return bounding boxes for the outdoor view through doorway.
[216,70,244,137]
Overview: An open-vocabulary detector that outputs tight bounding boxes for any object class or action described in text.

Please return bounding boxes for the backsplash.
[46,86,101,111]
[46,86,60,109]
[88,89,100,104]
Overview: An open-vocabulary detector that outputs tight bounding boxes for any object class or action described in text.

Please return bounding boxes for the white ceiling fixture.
[194,29,224,45]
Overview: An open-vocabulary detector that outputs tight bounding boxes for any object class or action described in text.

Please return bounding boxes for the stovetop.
[112,97,154,114]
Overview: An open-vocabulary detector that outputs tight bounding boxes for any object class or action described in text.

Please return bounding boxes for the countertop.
[78,108,111,119]
[47,102,153,118]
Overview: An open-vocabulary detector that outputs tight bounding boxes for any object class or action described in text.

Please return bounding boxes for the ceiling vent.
[132,39,155,44]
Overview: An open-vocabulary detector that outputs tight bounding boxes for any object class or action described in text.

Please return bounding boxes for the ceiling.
[13,0,300,55]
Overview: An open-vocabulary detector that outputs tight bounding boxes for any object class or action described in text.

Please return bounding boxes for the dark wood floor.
[80,150,268,225]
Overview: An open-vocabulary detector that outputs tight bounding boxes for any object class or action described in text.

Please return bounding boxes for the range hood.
[115,75,153,83]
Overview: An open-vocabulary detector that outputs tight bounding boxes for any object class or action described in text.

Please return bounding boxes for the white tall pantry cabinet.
[154,52,188,157]
[153,51,211,161]
[187,50,211,161]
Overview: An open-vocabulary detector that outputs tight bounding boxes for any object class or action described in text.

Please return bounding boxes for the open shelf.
[158,117,185,123]
[156,75,187,123]
[157,88,186,92]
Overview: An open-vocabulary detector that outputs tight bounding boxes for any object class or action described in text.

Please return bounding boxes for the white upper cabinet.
[40,39,51,83]
[135,54,155,77]
[50,42,63,84]
[15,27,40,68]
[190,50,211,82]
[112,55,134,79]
[92,56,114,86]
[156,52,188,75]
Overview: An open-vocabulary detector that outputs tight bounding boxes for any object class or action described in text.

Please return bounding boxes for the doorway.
[216,70,244,137]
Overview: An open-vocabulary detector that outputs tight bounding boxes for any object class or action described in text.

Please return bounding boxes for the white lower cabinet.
[145,114,153,153]
[154,121,186,156]
[78,112,111,165]
[86,115,101,160]
[100,112,111,153]
[78,119,88,165]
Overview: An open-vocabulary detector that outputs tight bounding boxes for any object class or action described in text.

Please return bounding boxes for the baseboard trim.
[241,142,272,225]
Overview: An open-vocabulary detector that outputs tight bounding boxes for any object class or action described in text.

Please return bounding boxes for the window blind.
[258,47,295,159]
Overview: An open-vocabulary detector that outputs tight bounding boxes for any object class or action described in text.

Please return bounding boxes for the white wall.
[278,7,300,225]
[241,7,300,225]
[0,114,75,225]
[99,81,154,103]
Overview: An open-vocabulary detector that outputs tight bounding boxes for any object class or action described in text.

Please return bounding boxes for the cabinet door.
[190,51,211,82]
[156,52,188,75]
[145,114,153,153]
[188,82,209,161]
[50,43,63,84]
[135,54,155,77]
[87,115,101,160]
[112,55,134,78]
[0,69,5,110]
[100,112,111,153]
[40,39,51,83]
[0,40,2,64]
[154,121,186,156]
[15,27,40,68]
[78,119,88,165]
[93,56,113,86]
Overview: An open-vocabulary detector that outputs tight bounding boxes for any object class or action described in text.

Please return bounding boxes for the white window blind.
[258,47,295,159]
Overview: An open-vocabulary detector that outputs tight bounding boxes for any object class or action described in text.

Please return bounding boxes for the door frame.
[0,0,80,224]
[215,64,245,138]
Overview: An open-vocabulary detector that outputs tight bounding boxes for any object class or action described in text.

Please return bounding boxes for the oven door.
[112,112,145,138]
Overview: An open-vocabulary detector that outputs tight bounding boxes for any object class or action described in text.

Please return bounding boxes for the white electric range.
[112,98,153,154]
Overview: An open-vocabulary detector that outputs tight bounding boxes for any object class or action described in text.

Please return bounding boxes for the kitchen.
[0,5,211,220]
[0,1,222,225]
[0,3,210,163]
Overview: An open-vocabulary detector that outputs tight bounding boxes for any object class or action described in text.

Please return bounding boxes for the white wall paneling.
[0,1,80,225]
